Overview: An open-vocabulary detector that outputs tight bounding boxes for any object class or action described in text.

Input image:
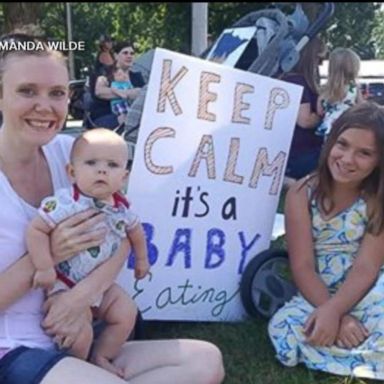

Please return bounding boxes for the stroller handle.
[280,2,334,73]
[306,2,335,40]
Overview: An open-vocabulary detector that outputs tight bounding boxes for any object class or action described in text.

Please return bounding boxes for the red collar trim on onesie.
[72,184,130,208]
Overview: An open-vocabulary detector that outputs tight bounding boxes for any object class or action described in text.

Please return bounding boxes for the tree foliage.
[44,2,191,76]
[1,2,382,75]
[323,2,380,60]
[2,2,42,34]
[372,7,384,59]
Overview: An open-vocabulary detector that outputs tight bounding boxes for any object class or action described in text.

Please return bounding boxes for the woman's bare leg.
[40,339,224,384]
[113,339,225,384]
[40,357,130,384]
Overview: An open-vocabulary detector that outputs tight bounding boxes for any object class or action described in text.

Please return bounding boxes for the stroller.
[126,2,333,147]
[125,2,335,319]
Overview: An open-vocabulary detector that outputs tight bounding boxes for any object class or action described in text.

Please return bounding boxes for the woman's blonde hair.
[321,47,360,103]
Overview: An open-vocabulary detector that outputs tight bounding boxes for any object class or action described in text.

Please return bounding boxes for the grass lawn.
[146,319,379,384]
[142,190,379,384]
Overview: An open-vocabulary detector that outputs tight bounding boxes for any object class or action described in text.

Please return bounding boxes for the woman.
[282,37,327,186]
[269,102,384,379]
[0,33,225,384]
[88,40,145,129]
[94,34,115,77]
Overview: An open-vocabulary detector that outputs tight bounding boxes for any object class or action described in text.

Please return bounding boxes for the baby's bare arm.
[127,223,149,279]
[26,216,56,289]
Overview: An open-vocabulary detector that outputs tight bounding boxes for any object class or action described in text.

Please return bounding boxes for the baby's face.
[114,68,129,82]
[70,141,128,201]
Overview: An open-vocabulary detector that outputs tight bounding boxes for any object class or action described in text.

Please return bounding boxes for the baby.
[110,67,133,125]
[26,128,149,377]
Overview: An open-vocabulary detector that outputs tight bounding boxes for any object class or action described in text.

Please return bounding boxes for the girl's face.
[328,127,379,187]
[103,41,113,50]
[0,54,69,146]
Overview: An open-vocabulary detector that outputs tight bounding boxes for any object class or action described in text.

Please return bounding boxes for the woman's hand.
[303,303,342,347]
[127,88,141,100]
[336,314,369,349]
[50,209,107,263]
[41,290,90,347]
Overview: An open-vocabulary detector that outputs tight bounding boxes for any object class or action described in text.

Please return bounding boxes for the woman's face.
[116,46,135,70]
[103,41,113,50]
[0,54,69,146]
[327,127,379,187]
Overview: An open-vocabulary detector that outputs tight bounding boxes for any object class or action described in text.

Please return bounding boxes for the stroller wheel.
[240,249,297,319]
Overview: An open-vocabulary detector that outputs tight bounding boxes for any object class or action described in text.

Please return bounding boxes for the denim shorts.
[0,346,69,384]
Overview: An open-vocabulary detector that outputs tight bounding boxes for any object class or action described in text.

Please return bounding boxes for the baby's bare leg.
[91,283,137,377]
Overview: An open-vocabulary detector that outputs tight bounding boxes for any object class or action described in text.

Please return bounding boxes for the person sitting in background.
[316,47,363,139]
[281,37,327,187]
[87,41,145,129]
[94,34,115,77]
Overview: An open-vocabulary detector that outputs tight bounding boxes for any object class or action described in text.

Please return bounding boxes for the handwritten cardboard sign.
[117,48,302,321]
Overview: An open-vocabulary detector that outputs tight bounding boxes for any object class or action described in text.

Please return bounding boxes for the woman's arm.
[0,254,34,310]
[50,209,107,261]
[95,75,141,101]
[94,76,120,100]
[296,102,321,129]
[285,180,330,306]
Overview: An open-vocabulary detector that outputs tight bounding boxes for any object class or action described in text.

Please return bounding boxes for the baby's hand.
[134,258,150,279]
[33,268,57,290]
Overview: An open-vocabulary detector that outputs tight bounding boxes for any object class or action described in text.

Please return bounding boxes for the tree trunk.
[2,3,43,35]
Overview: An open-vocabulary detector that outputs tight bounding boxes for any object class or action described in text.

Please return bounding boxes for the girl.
[269,102,384,380]
[0,33,225,384]
[316,47,363,138]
